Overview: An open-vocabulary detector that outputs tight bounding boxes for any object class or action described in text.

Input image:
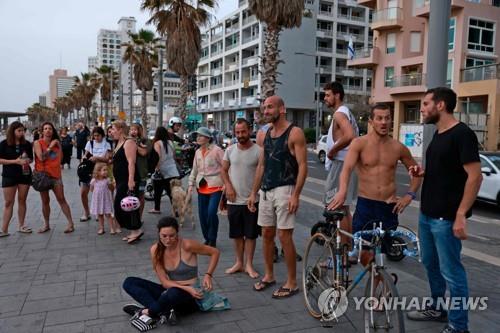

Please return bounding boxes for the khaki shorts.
[257,185,295,230]
[324,159,358,206]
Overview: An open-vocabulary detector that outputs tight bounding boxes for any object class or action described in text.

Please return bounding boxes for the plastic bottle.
[21,153,30,176]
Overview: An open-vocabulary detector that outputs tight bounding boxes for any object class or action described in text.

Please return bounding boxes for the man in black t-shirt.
[74,122,90,160]
[407,87,482,333]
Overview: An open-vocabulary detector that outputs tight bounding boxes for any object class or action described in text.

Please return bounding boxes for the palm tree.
[141,0,216,120]
[96,65,119,125]
[248,0,305,98]
[27,103,58,125]
[122,29,159,128]
[72,73,99,124]
[53,96,73,126]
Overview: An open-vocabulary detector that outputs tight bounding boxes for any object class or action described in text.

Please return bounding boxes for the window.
[410,32,421,52]
[466,57,494,67]
[446,59,453,87]
[449,17,456,50]
[384,67,394,87]
[493,0,500,7]
[468,18,495,53]
[386,33,396,54]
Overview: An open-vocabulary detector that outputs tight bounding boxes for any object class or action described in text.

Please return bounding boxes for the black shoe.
[407,307,448,322]
[123,303,143,317]
[167,309,178,326]
[440,325,469,333]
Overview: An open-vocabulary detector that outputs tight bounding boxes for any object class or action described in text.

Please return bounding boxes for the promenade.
[0,165,499,333]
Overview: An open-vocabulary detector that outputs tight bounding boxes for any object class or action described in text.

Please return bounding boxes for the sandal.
[97,229,105,235]
[127,232,144,244]
[79,215,91,222]
[18,226,33,234]
[63,225,75,234]
[38,226,51,234]
[272,286,300,299]
[148,209,161,214]
[0,231,10,237]
[253,279,276,291]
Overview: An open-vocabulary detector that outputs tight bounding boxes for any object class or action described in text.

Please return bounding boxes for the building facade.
[88,56,98,74]
[349,0,500,150]
[196,0,372,132]
[49,69,75,107]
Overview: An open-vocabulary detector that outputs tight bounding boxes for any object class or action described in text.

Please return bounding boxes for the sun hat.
[196,127,212,138]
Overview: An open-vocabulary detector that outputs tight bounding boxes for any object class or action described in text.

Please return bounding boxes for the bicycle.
[302,209,419,332]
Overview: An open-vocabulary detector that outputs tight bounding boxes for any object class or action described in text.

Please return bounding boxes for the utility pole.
[107,68,113,125]
[119,62,124,115]
[422,0,451,164]
[129,62,133,124]
[158,48,164,127]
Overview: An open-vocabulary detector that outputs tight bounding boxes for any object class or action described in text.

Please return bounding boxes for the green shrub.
[304,128,316,143]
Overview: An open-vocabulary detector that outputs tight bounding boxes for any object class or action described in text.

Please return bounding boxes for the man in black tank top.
[248,95,308,299]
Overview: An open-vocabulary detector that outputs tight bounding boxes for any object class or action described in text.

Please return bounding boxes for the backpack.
[77,141,95,182]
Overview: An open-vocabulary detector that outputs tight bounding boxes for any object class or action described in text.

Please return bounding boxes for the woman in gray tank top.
[122,217,220,325]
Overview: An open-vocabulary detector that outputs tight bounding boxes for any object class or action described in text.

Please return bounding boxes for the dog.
[170,178,195,229]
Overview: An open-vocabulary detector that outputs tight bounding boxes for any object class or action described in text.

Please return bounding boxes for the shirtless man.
[248,95,308,298]
[328,103,422,264]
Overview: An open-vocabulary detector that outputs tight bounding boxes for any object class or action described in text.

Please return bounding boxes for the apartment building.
[196,0,372,132]
[349,0,500,150]
[48,69,75,108]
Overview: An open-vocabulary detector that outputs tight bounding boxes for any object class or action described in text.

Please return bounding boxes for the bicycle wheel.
[363,268,404,332]
[302,233,336,318]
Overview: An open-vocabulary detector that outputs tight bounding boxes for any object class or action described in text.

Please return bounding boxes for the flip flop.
[38,226,51,234]
[0,231,10,237]
[63,225,75,234]
[127,232,144,244]
[253,279,276,291]
[17,226,32,234]
[148,210,161,214]
[97,229,105,235]
[272,286,300,299]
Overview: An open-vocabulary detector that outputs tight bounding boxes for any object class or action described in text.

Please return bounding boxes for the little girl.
[90,163,116,235]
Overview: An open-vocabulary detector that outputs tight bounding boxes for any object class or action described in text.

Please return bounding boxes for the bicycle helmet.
[168,116,182,127]
[120,195,140,212]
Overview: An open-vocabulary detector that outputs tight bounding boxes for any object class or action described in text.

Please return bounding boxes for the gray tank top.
[165,241,198,281]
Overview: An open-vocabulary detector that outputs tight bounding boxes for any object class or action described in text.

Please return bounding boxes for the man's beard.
[264,113,280,123]
[423,112,439,124]
[237,136,249,144]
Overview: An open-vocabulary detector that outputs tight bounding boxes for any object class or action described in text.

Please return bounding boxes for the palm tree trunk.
[85,107,90,125]
[141,89,148,129]
[262,25,282,99]
[176,75,189,120]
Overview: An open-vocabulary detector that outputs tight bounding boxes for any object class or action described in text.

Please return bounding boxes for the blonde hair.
[130,123,144,139]
[92,162,108,180]
[113,120,129,136]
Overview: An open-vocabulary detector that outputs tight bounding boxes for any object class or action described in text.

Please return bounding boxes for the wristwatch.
[406,191,417,200]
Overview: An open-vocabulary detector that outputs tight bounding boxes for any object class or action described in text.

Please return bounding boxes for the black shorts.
[2,175,32,188]
[227,204,260,239]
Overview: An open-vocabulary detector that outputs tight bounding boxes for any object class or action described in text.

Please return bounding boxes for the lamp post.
[295,52,321,141]
[157,48,164,127]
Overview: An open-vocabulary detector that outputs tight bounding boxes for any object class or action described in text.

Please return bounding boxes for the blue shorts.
[353,196,399,233]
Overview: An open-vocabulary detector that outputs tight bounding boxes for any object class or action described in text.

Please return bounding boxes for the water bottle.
[21,153,30,176]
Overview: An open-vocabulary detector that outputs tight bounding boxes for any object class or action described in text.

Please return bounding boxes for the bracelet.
[406,191,416,200]
[205,272,213,277]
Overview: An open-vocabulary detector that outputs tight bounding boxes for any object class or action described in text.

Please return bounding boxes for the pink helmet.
[120,195,140,212]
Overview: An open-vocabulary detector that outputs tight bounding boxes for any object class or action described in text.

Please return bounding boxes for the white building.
[197,0,372,132]
[88,56,97,73]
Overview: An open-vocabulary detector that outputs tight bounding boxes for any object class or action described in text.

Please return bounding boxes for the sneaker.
[167,309,178,326]
[123,303,143,317]
[440,325,470,333]
[79,215,91,222]
[130,316,156,332]
[407,308,448,322]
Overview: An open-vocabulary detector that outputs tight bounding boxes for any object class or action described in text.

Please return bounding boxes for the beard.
[423,112,440,124]
[237,136,249,144]
[264,113,280,124]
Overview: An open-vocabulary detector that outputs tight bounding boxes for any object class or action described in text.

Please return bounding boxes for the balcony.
[242,56,258,67]
[317,46,333,53]
[317,29,334,38]
[356,0,376,9]
[199,103,208,110]
[415,0,465,18]
[389,73,427,95]
[224,63,238,71]
[225,26,239,35]
[318,10,334,17]
[319,65,332,74]
[337,67,364,76]
[245,96,258,105]
[225,42,239,51]
[347,47,379,69]
[460,63,500,82]
[371,8,403,31]
[212,101,222,108]
[224,79,239,87]
[227,99,237,107]
[337,32,364,41]
[242,15,257,26]
[199,87,209,93]
[242,75,259,83]
[242,34,259,44]
[337,13,365,23]
[211,49,223,57]
[343,85,364,93]
[211,83,223,90]
[210,68,222,76]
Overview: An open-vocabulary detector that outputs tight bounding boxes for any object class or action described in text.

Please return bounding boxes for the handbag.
[32,146,54,192]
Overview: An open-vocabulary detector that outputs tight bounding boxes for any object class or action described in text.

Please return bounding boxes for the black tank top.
[113,140,139,184]
[261,124,298,191]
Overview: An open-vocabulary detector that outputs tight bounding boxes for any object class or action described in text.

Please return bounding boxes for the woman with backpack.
[149,126,179,215]
[78,126,112,222]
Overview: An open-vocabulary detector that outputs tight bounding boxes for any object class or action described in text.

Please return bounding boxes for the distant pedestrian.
[221,118,261,278]
[149,126,179,215]
[74,122,90,160]
[130,123,150,220]
[187,127,224,247]
[110,120,142,244]
[90,163,116,235]
[0,121,33,236]
[34,122,74,234]
[248,95,307,298]
[407,87,483,333]
[59,127,73,169]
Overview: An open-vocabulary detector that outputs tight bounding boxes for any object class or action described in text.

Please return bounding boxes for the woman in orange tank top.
[34,122,74,234]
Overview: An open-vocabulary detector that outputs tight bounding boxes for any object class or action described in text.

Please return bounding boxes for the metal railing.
[242,56,258,66]
[225,42,239,51]
[390,73,426,87]
[460,63,500,82]
[224,62,238,71]
[352,47,374,59]
[242,75,258,82]
[242,16,257,26]
[211,83,223,89]
[319,10,334,17]
[224,80,239,87]
[337,32,364,41]
[242,34,259,44]
[337,13,365,22]
[317,29,334,37]
[372,8,403,22]
[317,46,333,53]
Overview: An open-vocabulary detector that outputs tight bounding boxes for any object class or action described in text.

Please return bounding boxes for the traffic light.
[187,75,197,93]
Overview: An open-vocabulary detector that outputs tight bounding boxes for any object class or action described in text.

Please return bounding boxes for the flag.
[348,37,355,60]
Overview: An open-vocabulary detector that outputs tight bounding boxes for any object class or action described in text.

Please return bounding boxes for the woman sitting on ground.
[122,216,220,325]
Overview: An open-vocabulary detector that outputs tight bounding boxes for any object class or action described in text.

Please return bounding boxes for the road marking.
[302,187,325,196]
[298,192,500,268]
[468,234,490,241]
[470,216,500,226]
[309,165,317,169]
[307,176,326,186]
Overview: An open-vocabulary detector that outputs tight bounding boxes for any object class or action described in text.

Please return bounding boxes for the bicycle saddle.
[323,209,345,222]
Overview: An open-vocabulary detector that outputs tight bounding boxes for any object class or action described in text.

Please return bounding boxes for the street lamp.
[295,52,321,141]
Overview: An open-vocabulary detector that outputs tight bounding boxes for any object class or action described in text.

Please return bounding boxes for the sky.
[0,0,237,112]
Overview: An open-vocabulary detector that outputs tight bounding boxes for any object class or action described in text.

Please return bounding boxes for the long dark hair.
[153,126,169,153]
[6,121,26,146]
[40,122,60,142]
[153,217,179,269]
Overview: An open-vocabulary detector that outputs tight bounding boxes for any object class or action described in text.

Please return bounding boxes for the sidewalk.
[0,166,498,332]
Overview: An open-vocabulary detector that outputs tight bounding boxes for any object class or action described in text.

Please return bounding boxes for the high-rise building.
[349,0,500,151]
[49,69,75,107]
[88,56,98,73]
[38,92,50,107]
[196,0,372,132]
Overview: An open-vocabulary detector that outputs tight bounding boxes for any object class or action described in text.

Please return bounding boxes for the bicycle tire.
[302,233,336,318]
[363,268,405,333]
